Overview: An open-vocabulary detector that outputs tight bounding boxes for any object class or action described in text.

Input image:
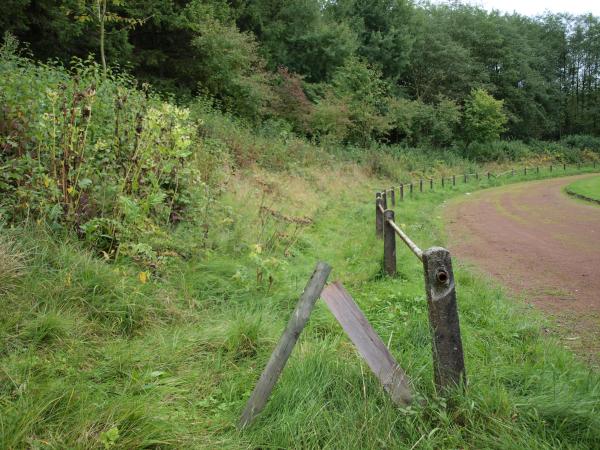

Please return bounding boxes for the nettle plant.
[0,39,200,261]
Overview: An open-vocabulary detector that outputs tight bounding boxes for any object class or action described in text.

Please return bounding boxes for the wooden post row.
[383,210,396,276]
[421,247,466,391]
[376,193,383,238]
[239,262,332,428]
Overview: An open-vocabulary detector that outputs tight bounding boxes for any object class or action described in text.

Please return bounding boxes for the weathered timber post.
[383,210,396,276]
[382,190,388,210]
[239,262,332,428]
[524,167,527,176]
[536,166,539,174]
[487,172,491,180]
[419,179,423,192]
[442,177,445,188]
[390,187,396,206]
[464,174,467,183]
[550,164,553,172]
[452,175,456,186]
[410,183,414,196]
[376,193,384,238]
[430,178,433,190]
[564,163,566,171]
[422,247,466,392]
[400,184,404,201]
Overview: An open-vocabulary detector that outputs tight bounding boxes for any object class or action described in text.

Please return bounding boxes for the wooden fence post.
[382,190,388,210]
[419,179,423,192]
[464,174,467,183]
[421,247,466,392]
[400,184,404,201]
[511,169,515,177]
[487,172,491,180]
[442,177,445,188]
[383,210,396,276]
[410,183,414,196]
[475,173,479,181]
[430,178,433,190]
[452,175,456,186]
[536,166,539,174]
[239,262,332,428]
[376,193,383,238]
[564,163,566,171]
[390,187,396,207]
[550,164,553,172]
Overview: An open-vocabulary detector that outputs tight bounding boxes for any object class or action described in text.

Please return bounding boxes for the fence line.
[380,161,598,201]
[373,160,599,392]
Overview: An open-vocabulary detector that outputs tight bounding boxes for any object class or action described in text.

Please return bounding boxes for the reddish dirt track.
[444,174,600,363]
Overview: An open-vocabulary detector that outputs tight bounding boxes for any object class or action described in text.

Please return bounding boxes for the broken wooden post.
[383,210,396,276]
[239,262,332,428]
[376,193,383,238]
[321,283,412,406]
[421,247,466,392]
[390,187,396,206]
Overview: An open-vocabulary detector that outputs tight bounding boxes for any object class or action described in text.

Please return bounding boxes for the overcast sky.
[432,1,600,17]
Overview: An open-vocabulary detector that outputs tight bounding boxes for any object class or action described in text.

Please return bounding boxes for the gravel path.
[444,174,600,363]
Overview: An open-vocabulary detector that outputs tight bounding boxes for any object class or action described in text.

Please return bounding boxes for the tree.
[464,88,507,143]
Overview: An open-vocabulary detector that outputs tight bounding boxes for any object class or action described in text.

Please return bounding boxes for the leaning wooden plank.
[321,282,412,406]
[238,262,332,429]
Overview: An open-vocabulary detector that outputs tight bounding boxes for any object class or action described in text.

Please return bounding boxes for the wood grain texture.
[321,282,412,406]
[238,262,332,428]
[421,247,466,391]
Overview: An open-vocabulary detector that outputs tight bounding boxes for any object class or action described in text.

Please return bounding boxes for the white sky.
[432,1,600,17]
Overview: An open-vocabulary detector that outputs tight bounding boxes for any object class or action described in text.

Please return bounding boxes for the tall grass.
[1,164,599,448]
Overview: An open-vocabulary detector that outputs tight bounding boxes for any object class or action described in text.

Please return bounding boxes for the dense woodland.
[2,0,600,146]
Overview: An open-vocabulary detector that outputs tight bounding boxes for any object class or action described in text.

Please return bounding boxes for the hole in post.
[436,269,449,284]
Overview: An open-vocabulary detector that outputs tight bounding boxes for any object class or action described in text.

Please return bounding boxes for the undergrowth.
[1,165,599,449]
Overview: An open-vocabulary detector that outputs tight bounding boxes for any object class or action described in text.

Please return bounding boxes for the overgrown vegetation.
[1,1,600,448]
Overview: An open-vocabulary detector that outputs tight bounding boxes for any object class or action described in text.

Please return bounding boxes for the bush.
[560,134,600,153]
[0,38,201,260]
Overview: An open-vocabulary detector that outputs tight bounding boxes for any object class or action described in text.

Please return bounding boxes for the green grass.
[566,175,600,203]
[1,165,600,449]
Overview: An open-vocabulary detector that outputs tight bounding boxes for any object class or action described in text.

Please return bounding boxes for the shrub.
[0,37,201,260]
[464,88,508,144]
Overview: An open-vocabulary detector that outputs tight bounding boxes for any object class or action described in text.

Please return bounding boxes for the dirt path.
[444,174,600,364]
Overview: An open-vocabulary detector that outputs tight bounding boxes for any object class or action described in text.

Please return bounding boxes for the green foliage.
[0,39,202,260]
[464,88,508,144]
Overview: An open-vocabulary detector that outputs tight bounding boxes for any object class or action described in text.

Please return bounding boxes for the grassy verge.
[565,175,600,204]
[2,163,600,449]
